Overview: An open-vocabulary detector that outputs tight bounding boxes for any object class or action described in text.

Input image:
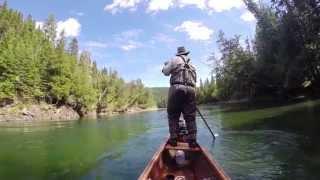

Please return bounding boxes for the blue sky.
[5,0,257,87]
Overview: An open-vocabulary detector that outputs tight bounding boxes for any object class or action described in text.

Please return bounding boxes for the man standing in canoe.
[162,46,197,148]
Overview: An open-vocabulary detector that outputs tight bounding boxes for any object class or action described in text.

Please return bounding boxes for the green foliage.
[197,76,218,103]
[149,87,169,108]
[201,0,320,103]
[0,3,154,114]
[211,31,255,101]
[68,38,78,57]
[0,7,43,100]
[96,73,155,112]
[70,51,97,113]
[245,0,320,97]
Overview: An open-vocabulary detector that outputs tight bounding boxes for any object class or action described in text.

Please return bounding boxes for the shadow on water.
[216,98,319,113]
[219,100,320,136]
[212,130,315,180]
[211,100,320,179]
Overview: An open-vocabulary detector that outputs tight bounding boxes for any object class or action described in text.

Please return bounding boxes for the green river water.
[0,100,320,180]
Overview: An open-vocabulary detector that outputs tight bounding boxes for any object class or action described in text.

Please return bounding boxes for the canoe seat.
[165,142,200,151]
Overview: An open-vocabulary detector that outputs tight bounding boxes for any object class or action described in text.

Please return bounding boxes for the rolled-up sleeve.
[162,60,173,76]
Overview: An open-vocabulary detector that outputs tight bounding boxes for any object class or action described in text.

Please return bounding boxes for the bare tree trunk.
[97,88,108,113]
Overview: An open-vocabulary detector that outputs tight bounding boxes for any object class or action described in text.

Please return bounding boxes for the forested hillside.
[0,2,154,116]
[198,0,320,103]
[149,87,168,108]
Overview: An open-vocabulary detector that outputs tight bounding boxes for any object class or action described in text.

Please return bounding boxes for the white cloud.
[174,21,213,41]
[85,41,108,48]
[147,0,174,12]
[56,18,81,37]
[35,21,43,29]
[75,12,85,16]
[116,29,142,39]
[35,18,81,37]
[241,11,256,22]
[121,44,137,51]
[104,0,143,14]
[70,10,85,16]
[121,40,142,51]
[177,0,206,9]
[239,39,246,48]
[147,0,206,12]
[207,0,244,12]
[113,29,144,51]
[152,33,177,44]
[104,0,253,14]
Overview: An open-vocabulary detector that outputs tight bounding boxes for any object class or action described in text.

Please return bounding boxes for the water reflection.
[0,102,319,180]
[202,103,320,180]
[0,120,75,133]
[0,112,152,180]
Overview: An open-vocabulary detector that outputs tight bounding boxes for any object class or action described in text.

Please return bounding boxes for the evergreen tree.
[43,14,57,43]
[0,3,155,112]
[68,38,78,57]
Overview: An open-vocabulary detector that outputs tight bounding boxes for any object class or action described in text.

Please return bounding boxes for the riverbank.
[218,99,320,141]
[97,106,158,117]
[202,96,314,111]
[0,103,158,122]
[0,103,80,122]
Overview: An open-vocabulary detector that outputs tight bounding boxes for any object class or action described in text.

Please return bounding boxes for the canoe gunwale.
[138,137,230,180]
[138,140,167,180]
[199,146,230,180]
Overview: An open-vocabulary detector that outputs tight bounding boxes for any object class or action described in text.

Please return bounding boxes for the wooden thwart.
[165,142,200,151]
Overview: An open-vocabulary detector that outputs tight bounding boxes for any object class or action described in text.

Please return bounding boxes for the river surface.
[0,101,319,180]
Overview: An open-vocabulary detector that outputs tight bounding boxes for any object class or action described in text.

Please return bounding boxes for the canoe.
[138,138,230,180]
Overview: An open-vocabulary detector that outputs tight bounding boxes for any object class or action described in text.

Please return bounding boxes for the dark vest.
[170,56,197,87]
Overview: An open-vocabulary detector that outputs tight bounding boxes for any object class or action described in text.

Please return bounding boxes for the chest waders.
[167,56,197,147]
[170,56,196,87]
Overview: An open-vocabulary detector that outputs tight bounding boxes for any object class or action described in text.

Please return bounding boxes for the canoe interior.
[139,140,230,180]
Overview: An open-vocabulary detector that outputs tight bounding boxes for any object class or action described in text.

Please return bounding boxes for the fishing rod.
[196,107,217,141]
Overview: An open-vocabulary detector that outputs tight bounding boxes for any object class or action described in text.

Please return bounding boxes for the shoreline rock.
[0,103,79,122]
[126,107,158,114]
[0,103,158,122]
[97,107,158,117]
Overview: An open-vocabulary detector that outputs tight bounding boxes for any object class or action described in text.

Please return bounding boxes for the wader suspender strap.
[179,55,189,86]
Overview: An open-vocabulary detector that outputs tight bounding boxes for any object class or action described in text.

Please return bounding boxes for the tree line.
[198,0,320,103]
[0,2,154,115]
[149,87,168,108]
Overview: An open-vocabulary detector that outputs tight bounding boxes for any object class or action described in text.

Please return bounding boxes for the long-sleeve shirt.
[162,55,191,76]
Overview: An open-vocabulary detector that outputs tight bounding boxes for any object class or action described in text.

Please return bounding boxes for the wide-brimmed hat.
[176,46,190,56]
